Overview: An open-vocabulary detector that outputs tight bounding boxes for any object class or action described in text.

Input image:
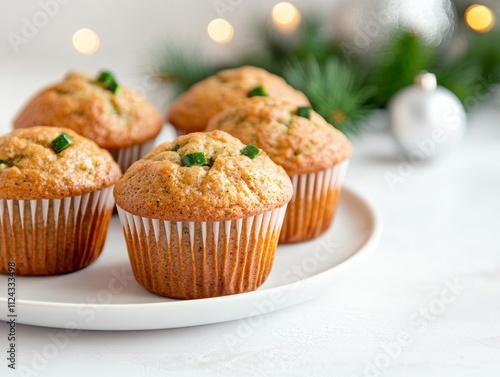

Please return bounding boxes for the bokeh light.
[72,28,100,54]
[465,4,495,32]
[207,19,234,44]
[272,2,301,30]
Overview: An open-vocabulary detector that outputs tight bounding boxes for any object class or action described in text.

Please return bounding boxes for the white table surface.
[1,69,500,377]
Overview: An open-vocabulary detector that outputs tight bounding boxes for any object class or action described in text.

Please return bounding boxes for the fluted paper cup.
[279,160,349,243]
[0,186,115,276]
[110,138,155,173]
[117,204,288,299]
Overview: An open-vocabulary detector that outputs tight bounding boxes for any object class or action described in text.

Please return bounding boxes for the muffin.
[0,127,121,275]
[207,97,351,243]
[13,71,163,172]
[114,130,293,299]
[167,65,310,135]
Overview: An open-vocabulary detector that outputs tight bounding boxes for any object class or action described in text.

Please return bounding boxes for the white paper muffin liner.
[110,138,155,173]
[280,160,349,243]
[0,186,115,275]
[117,204,288,299]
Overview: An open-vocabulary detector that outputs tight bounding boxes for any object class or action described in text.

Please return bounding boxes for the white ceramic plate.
[0,187,382,330]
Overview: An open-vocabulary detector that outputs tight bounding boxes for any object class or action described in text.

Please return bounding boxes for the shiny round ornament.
[388,72,466,160]
[332,0,456,61]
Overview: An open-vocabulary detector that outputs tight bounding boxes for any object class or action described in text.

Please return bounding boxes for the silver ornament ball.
[388,72,467,160]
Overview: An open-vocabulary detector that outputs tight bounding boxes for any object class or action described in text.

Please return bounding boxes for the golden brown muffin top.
[13,71,163,150]
[167,66,310,133]
[0,127,121,200]
[206,97,352,176]
[114,130,293,221]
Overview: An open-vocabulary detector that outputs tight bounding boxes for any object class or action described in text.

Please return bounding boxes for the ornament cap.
[414,71,437,91]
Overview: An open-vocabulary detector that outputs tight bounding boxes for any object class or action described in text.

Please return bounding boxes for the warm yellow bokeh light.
[465,4,495,32]
[72,28,100,54]
[272,2,301,30]
[207,19,234,44]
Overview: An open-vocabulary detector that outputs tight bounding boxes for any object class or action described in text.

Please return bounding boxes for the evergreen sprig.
[370,31,436,108]
[367,29,489,109]
[284,58,374,136]
[461,30,500,83]
[155,12,500,137]
[158,45,218,97]
[434,60,482,109]
[239,16,338,74]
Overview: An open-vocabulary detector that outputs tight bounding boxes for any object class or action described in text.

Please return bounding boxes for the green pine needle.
[283,57,374,137]
[157,44,220,97]
[289,15,339,63]
[434,29,500,109]
[434,60,482,110]
[371,31,436,107]
[240,15,338,72]
[461,30,500,83]
[153,13,500,139]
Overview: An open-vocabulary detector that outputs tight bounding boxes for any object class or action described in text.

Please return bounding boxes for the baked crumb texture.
[207,97,352,243]
[0,126,120,275]
[0,126,121,200]
[168,66,310,133]
[13,71,163,150]
[114,130,293,222]
[207,96,351,175]
[114,130,293,299]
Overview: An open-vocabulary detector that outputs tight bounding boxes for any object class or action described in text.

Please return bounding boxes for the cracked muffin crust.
[207,97,352,243]
[113,130,293,222]
[114,130,292,299]
[0,126,121,275]
[206,97,352,175]
[0,126,121,200]
[13,71,162,150]
[167,66,310,134]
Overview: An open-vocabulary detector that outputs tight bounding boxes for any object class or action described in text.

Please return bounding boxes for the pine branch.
[157,45,220,97]
[283,57,374,137]
[239,15,338,74]
[153,14,500,138]
[462,30,500,83]
[370,31,436,107]
[434,60,482,109]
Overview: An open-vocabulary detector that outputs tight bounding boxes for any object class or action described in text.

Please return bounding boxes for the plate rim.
[0,186,383,328]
